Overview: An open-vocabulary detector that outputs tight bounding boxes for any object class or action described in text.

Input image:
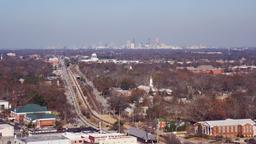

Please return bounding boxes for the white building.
[15,134,70,144]
[80,53,99,63]
[0,124,14,137]
[91,53,99,61]
[63,132,137,144]
[48,57,59,66]
[62,132,88,144]
[0,100,11,112]
[6,52,16,57]
[88,133,137,144]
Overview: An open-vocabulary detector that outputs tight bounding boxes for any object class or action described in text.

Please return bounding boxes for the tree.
[166,134,181,144]
[109,95,129,114]
[111,120,125,133]
[120,77,136,90]
[129,88,145,103]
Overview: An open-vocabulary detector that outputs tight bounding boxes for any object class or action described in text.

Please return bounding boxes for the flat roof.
[0,100,8,102]
[0,124,13,129]
[63,132,88,140]
[18,134,69,142]
[89,133,124,138]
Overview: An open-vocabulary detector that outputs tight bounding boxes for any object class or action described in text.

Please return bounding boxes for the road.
[59,58,114,131]
[60,59,168,143]
[59,58,99,129]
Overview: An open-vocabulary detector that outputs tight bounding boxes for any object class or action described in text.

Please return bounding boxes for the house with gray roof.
[127,127,156,143]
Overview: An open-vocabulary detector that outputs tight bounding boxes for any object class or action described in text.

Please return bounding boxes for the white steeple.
[149,76,154,88]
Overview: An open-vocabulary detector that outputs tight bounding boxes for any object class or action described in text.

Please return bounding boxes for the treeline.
[79,62,256,122]
[0,57,74,123]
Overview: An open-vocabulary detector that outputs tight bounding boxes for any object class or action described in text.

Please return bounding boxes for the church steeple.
[149,76,154,88]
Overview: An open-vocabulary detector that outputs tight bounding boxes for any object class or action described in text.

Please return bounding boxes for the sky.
[0,0,256,49]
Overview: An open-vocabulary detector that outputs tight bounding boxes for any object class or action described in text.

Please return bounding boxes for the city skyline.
[0,0,256,49]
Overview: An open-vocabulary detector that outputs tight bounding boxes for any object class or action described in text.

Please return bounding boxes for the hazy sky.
[0,0,256,49]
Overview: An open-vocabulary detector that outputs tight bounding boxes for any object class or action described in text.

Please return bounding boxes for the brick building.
[194,119,256,138]
[11,104,56,128]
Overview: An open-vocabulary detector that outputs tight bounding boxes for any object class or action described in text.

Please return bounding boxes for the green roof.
[14,104,48,113]
[26,113,56,121]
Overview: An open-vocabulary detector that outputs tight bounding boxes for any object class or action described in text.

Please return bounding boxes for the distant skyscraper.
[126,40,135,49]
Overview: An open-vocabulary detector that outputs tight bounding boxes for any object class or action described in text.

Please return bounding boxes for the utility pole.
[157,119,160,143]
[99,121,102,134]
[118,108,121,133]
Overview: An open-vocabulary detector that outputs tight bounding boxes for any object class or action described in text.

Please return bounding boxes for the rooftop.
[13,104,48,113]
[199,119,255,127]
[63,132,88,140]
[26,113,55,121]
[0,100,8,103]
[18,134,68,142]
[0,124,13,130]
[127,127,156,141]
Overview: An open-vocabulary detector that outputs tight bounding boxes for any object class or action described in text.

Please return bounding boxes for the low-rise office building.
[194,119,256,138]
